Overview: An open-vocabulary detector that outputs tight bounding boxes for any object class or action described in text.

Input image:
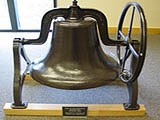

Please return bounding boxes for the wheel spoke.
[117,46,121,63]
[119,30,127,41]
[121,46,131,70]
[124,47,131,61]
[129,43,139,58]
[128,7,135,38]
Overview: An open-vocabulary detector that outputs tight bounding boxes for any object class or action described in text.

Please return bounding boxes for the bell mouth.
[30,63,119,90]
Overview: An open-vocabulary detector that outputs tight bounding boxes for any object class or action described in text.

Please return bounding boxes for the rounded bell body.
[30,19,120,90]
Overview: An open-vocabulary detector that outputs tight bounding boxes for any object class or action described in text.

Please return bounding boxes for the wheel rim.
[117,2,147,83]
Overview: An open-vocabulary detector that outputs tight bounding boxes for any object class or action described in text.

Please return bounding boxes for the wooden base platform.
[4,103,146,117]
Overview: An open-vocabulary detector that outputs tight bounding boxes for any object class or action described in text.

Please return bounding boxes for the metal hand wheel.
[117,2,147,83]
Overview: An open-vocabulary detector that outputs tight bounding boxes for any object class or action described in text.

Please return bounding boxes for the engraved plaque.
[63,107,88,116]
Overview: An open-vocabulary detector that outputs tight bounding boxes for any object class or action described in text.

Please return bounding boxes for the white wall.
[57,0,160,28]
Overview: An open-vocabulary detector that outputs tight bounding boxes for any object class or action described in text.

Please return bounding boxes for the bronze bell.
[30,5,119,90]
[12,0,147,110]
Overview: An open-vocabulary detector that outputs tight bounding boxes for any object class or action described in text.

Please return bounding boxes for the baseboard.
[108,27,160,34]
[4,103,146,117]
[147,28,160,34]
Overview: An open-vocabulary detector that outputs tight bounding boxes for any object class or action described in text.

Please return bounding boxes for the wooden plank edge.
[3,103,146,117]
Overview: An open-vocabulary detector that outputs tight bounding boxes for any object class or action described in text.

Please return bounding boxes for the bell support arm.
[22,8,69,45]
[14,9,69,64]
[82,9,125,46]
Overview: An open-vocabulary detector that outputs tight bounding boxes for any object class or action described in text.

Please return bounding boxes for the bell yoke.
[12,0,147,110]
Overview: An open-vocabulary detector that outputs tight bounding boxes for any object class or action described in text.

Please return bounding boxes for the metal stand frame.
[10,1,146,111]
[11,40,27,108]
